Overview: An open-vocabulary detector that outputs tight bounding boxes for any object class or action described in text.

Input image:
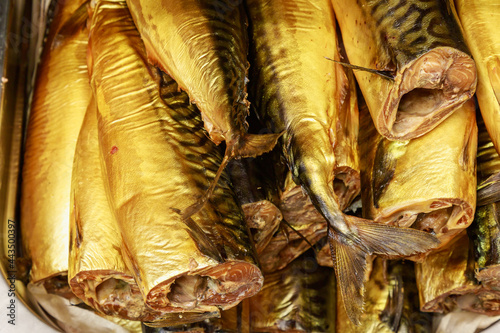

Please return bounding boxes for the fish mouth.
[384,47,477,140]
[146,261,263,312]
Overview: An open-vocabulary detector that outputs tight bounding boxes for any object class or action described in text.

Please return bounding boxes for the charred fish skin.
[332,0,477,140]
[89,0,262,313]
[247,0,439,325]
[125,0,280,158]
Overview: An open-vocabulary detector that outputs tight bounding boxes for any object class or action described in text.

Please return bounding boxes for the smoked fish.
[416,231,500,314]
[68,98,218,326]
[332,0,477,140]
[337,259,433,333]
[125,0,281,211]
[88,0,262,314]
[249,252,336,333]
[477,115,500,206]
[228,157,282,254]
[360,99,477,253]
[451,0,500,154]
[247,0,439,324]
[21,0,90,293]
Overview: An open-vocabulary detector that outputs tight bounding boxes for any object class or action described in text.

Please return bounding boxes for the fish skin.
[249,252,336,332]
[125,0,281,157]
[332,0,477,140]
[451,0,500,155]
[247,0,439,324]
[21,0,91,286]
[359,99,477,254]
[88,0,262,313]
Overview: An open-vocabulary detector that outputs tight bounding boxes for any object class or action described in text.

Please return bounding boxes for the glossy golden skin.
[248,0,438,324]
[477,116,500,206]
[249,253,336,333]
[332,0,477,140]
[416,231,500,314]
[338,259,432,333]
[21,0,90,285]
[452,0,500,155]
[89,0,262,313]
[125,0,280,158]
[68,98,209,324]
[360,100,477,252]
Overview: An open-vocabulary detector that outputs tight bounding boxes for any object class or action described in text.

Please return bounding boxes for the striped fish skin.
[125,0,280,159]
[452,0,500,155]
[332,0,477,140]
[470,203,500,288]
[249,252,336,333]
[416,231,500,314]
[89,0,262,314]
[248,0,438,325]
[337,259,432,333]
[20,0,90,287]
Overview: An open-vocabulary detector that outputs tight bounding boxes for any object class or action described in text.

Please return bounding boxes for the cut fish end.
[382,47,477,140]
[146,261,263,312]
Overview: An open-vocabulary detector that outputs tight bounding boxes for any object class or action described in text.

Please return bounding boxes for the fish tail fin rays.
[233,132,283,159]
[329,215,440,325]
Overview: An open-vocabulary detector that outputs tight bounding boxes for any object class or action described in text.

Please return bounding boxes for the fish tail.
[329,215,439,325]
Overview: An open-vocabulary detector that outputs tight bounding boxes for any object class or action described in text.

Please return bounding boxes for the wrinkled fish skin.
[250,252,336,333]
[416,231,500,314]
[332,0,476,140]
[359,99,477,253]
[451,0,500,155]
[337,259,433,333]
[21,0,90,286]
[125,0,280,159]
[89,0,262,314]
[247,0,438,324]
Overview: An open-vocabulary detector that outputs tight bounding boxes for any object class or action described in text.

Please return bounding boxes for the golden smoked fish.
[247,0,438,324]
[228,157,282,254]
[477,114,500,206]
[125,0,281,197]
[451,0,500,154]
[332,0,477,140]
[88,0,262,314]
[249,252,336,333]
[337,259,433,333]
[416,231,500,314]
[360,99,477,253]
[21,0,90,292]
[68,98,218,326]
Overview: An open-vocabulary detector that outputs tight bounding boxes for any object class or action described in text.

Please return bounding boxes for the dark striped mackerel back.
[361,0,469,67]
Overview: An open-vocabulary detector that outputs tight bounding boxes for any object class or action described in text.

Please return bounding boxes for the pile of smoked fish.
[18,0,500,331]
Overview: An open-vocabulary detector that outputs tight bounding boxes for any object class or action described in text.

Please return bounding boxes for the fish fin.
[325,57,395,81]
[181,149,231,220]
[181,132,281,220]
[51,1,89,50]
[329,226,368,326]
[234,132,282,158]
[350,216,440,256]
[330,216,439,325]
